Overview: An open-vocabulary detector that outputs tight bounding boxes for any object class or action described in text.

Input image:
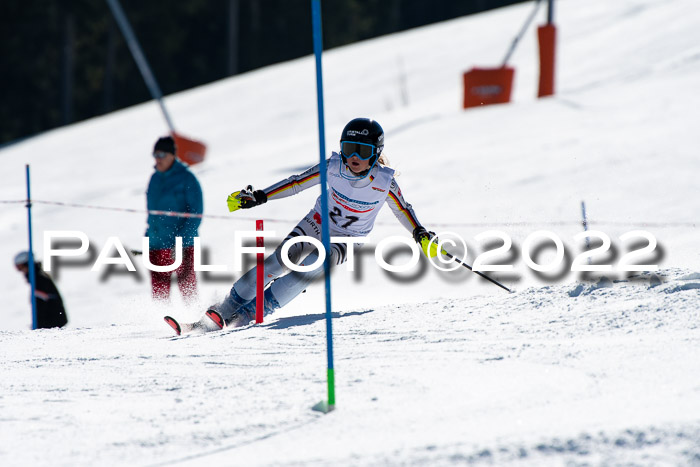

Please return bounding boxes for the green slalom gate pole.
[310,0,335,414]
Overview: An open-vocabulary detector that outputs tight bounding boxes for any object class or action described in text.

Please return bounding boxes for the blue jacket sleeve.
[175,172,203,245]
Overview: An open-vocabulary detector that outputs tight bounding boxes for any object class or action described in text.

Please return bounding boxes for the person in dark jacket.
[146,136,203,302]
[14,251,68,329]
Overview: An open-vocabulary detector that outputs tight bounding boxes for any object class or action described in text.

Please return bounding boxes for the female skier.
[173,118,438,333]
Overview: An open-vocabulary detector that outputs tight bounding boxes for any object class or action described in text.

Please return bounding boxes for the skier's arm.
[261,162,322,201]
[386,178,422,233]
[227,161,324,211]
[386,179,442,258]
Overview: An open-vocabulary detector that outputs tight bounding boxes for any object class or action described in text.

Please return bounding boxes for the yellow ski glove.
[419,236,442,258]
[412,226,445,258]
[226,192,242,212]
[226,185,267,212]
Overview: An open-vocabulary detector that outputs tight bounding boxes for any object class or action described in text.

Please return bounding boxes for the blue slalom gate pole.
[25,165,38,330]
[310,0,335,413]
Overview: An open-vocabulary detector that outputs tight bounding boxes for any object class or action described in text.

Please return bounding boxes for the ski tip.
[205,309,225,330]
[164,316,182,336]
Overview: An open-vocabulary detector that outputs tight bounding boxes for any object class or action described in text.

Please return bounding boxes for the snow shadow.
[262,309,375,330]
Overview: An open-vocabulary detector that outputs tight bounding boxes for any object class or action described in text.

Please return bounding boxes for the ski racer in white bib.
[213,118,437,326]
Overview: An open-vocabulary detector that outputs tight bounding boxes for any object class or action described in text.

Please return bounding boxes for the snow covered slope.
[2,271,699,466]
[0,0,699,465]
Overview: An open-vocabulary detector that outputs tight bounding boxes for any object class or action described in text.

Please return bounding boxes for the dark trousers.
[149,246,197,302]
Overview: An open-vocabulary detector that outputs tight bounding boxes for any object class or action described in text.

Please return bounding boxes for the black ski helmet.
[339,118,384,168]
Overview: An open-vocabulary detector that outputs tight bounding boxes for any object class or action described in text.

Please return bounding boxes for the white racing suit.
[219,152,422,324]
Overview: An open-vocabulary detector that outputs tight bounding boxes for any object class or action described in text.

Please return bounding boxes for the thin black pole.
[581,201,591,264]
[105,0,176,132]
[443,250,513,293]
[547,0,554,24]
[501,0,543,66]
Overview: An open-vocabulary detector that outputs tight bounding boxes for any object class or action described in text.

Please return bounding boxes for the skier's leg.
[216,251,288,321]
[247,240,348,317]
[217,210,324,321]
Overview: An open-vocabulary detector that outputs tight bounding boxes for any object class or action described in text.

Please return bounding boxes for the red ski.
[164,316,182,336]
[205,308,225,330]
[163,308,235,336]
[163,315,203,336]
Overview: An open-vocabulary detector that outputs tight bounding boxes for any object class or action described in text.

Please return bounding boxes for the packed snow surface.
[1,0,699,465]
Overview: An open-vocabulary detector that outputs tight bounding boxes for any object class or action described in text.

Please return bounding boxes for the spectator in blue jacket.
[146,136,203,302]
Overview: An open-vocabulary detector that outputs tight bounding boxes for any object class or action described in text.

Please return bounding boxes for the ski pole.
[444,250,513,293]
[442,249,513,294]
[425,232,512,293]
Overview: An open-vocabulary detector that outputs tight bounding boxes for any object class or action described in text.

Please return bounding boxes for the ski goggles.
[153,151,171,159]
[340,141,376,160]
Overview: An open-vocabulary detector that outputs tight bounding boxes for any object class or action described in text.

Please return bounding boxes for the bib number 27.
[329,207,359,228]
